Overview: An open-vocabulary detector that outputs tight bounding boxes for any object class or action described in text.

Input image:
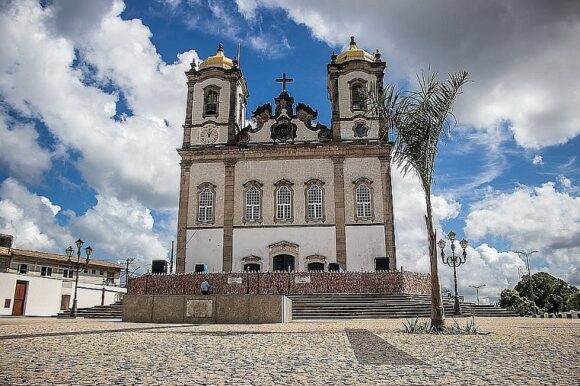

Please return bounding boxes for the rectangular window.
[99,270,104,275]
[91,269,96,275]
[63,268,73,279]
[18,264,28,274]
[106,272,115,284]
[41,266,53,277]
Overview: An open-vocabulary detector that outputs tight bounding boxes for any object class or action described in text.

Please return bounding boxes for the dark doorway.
[273,254,295,272]
[243,263,260,272]
[375,257,390,271]
[12,280,28,316]
[328,263,340,272]
[307,262,324,271]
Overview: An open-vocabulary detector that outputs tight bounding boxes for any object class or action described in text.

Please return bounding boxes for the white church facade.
[176,38,396,273]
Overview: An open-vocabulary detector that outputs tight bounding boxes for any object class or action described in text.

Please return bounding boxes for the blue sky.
[0,0,578,302]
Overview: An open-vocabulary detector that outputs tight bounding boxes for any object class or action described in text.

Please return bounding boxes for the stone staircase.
[289,294,518,320]
[57,300,123,319]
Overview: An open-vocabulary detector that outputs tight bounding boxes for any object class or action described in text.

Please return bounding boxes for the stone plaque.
[186,299,213,318]
[228,277,243,284]
[294,276,311,284]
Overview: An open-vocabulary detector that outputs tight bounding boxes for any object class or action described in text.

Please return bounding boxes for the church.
[175,37,396,274]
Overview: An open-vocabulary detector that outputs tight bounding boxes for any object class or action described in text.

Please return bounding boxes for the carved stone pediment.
[268,241,299,257]
[270,115,297,142]
[241,255,262,263]
[274,91,294,116]
[305,255,327,264]
[251,104,272,132]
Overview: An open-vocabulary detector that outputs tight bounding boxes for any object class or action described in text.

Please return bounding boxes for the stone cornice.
[177,142,393,163]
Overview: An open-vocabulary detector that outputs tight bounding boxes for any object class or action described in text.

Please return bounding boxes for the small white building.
[0,234,126,316]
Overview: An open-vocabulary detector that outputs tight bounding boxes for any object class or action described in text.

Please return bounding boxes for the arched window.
[307,185,322,220]
[243,181,263,223]
[277,186,291,220]
[353,178,374,220]
[203,87,219,116]
[274,179,294,222]
[350,81,366,111]
[196,183,216,224]
[305,179,325,222]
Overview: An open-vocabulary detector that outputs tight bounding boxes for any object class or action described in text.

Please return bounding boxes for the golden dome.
[335,36,376,63]
[199,43,234,70]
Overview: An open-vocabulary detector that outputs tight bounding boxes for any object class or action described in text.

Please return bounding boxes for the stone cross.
[275,72,293,92]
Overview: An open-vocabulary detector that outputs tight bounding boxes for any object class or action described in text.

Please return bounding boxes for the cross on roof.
[275,72,293,92]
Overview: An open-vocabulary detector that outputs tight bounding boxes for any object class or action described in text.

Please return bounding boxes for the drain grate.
[345,329,428,366]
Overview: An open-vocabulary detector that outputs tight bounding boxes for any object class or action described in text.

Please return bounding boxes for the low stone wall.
[123,294,291,324]
[127,271,431,296]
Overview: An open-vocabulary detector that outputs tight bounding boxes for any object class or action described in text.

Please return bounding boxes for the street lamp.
[512,250,538,302]
[66,238,92,318]
[438,231,468,315]
[469,284,486,305]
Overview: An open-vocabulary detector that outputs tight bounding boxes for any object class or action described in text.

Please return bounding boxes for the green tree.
[499,288,540,315]
[515,272,578,313]
[565,291,580,311]
[368,69,469,329]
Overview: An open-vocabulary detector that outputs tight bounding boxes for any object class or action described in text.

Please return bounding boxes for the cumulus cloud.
[235,0,580,149]
[391,168,528,303]
[466,181,580,285]
[532,155,544,166]
[0,114,53,183]
[0,178,71,251]
[0,178,166,267]
[0,0,197,209]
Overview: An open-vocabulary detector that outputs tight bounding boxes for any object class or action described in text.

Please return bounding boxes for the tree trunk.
[425,193,445,329]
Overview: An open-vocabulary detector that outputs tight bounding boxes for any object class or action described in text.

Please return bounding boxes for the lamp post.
[512,250,538,302]
[438,231,468,316]
[469,284,486,305]
[66,239,92,318]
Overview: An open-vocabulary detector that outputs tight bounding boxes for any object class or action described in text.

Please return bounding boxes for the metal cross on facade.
[275,72,293,92]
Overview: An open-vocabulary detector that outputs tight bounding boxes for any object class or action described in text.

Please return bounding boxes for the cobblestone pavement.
[0,317,578,385]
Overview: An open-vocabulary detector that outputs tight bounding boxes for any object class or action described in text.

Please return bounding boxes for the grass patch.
[401,316,489,335]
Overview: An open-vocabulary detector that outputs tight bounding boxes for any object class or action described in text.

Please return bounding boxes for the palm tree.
[368,69,469,329]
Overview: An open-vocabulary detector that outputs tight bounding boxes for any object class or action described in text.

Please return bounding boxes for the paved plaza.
[0,317,578,385]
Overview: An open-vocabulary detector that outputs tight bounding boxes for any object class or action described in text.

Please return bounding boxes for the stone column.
[379,155,397,270]
[176,160,192,273]
[183,82,194,147]
[222,159,237,272]
[332,156,347,269]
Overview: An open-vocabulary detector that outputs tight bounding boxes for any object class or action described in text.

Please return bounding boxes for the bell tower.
[182,44,249,147]
[327,37,386,141]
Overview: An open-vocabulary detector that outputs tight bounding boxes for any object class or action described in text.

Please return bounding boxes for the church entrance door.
[273,254,295,272]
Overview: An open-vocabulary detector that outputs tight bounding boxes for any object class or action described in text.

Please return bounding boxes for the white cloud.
[0,178,71,252]
[466,181,580,285]
[391,169,527,303]
[0,114,53,183]
[0,0,198,209]
[532,155,544,166]
[0,178,167,267]
[236,0,580,149]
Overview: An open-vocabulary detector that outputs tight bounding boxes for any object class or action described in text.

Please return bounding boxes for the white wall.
[185,228,224,272]
[345,225,386,272]
[233,226,336,271]
[0,272,126,316]
[0,272,62,316]
[73,283,126,309]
